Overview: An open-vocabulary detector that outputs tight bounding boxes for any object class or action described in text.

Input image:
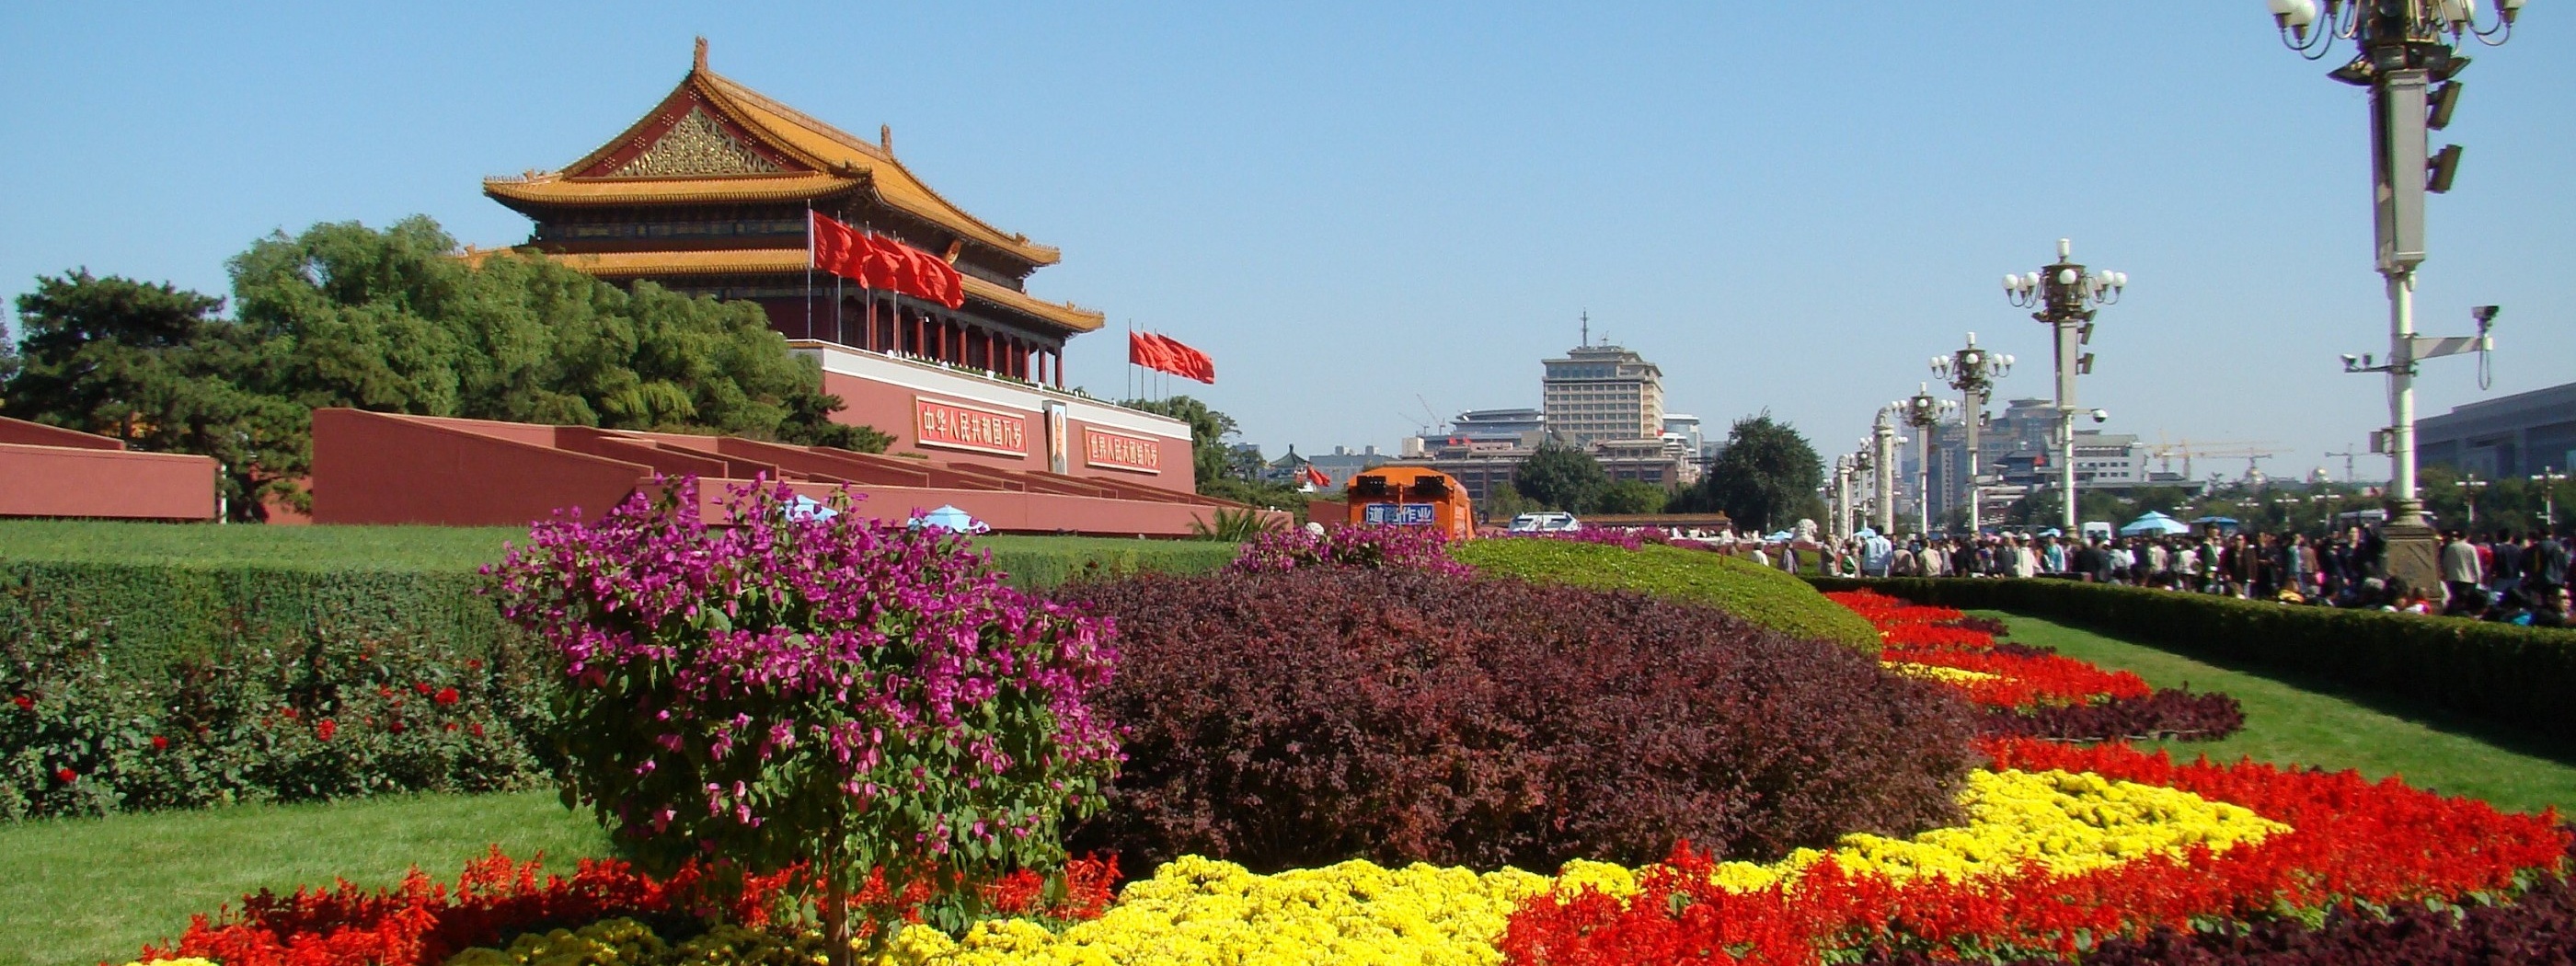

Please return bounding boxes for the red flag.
[1128,331,1169,371]
[1151,333,1215,384]
[810,213,865,281]
[1302,464,1329,489]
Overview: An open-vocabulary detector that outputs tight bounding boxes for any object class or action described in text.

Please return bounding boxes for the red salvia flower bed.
[1497,739,2569,965]
[136,847,1118,966]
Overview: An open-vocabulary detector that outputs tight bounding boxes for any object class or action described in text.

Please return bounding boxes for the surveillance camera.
[2090,409,2109,423]
[2341,353,2359,369]
[2473,305,2501,324]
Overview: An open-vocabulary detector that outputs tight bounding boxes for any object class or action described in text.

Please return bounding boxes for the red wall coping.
[0,443,216,520]
[0,416,126,451]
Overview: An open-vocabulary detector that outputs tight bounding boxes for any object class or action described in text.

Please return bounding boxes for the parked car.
[1507,512,1581,534]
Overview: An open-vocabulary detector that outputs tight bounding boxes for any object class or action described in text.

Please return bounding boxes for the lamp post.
[1871,413,1898,537]
[1932,333,2015,536]
[2266,0,2520,587]
[1897,385,1957,537]
[2536,469,2570,533]
[2462,472,2488,527]
[2004,239,2125,535]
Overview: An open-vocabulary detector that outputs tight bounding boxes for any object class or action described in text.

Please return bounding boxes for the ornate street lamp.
[2266,0,2521,586]
[2004,239,2124,535]
[1870,415,1898,537]
[1896,385,1958,538]
[1932,334,2015,536]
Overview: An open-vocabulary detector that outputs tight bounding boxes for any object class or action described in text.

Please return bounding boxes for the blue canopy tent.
[2120,512,2191,536]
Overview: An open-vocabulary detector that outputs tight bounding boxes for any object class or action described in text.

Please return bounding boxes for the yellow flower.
[1880,661,2001,684]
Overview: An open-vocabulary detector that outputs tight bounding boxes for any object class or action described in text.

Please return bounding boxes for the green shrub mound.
[1056,567,1978,873]
[0,523,1235,681]
[1812,576,2576,742]
[1455,540,1880,650]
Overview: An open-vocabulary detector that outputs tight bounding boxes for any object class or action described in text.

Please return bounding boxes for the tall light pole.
[2267,0,2520,586]
[1932,333,2014,535]
[2462,472,2487,527]
[2004,239,2125,535]
[1871,412,1898,536]
[2536,468,2570,533]
[1897,385,1956,536]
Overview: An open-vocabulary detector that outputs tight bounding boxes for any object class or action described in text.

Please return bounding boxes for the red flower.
[10,694,29,710]
[443,722,458,732]
[433,687,460,707]
[55,768,75,783]
[316,719,338,742]
[469,723,485,738]
[389,720,407,734]
[466,659,484,671]
[151,735,169,751]
[377,686,394,697]
[415,682,433,696]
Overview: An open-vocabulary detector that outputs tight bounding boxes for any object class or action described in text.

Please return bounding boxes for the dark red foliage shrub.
[1939,615,2011,637]
[1977,689,2248,742]
[1055,568,1980,872]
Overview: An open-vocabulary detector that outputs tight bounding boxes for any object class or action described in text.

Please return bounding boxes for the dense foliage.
[1229,523,1470,576]
[0,581,551,820]
[1812,575,2576,742]
[1054,566,1979,873]
[1671,412,1826,532]
[1452,538,1881,650]
[4,218,886,518]
[488,479,1119,955]
[1512,443,1611,513]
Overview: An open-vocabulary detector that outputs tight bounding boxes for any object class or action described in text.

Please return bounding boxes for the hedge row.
[1455,540,1880,650]
[0,539,1236,679]
[1809,576,2576,742]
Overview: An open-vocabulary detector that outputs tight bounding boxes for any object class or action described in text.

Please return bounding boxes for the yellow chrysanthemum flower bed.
[873,769,2286,965]
[1880,661,2001,685]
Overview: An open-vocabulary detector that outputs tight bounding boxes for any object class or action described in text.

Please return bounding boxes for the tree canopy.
[4,216,887,519]
[1674,412,1825,533]
[1514,443,1611,513]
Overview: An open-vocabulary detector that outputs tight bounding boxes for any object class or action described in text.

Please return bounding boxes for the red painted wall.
[0,443,216,520]
[309,408,650,527]
[817,371,1193,494]
[0,416,128,451]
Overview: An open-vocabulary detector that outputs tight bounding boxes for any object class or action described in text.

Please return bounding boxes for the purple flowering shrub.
[487,478,1118,954]
[1226,523,1473,577]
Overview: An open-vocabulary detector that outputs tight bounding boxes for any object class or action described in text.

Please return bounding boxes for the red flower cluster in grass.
[1498,739,2570,966]
[1833,590,2152,709]
[137,847,1119,966]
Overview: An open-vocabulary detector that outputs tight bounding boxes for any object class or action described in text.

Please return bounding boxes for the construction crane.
[2321,445,2364,484]
[2147,433,2283,481]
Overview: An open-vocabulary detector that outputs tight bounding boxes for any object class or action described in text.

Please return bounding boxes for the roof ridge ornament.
[880,124,892,153]
[693,37,708,72]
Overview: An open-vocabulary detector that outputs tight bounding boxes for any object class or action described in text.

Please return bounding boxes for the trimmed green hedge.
[1455,540,1880,650]
[0,533,1236,678]
[1809,576,2576,742]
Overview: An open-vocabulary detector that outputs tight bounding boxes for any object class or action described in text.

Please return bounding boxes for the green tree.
[1685,412,1824,533]
[4,270,305,517]
[1595,479,1669,515]
[1121,395,1236,487]
[4,218,892,519]
[1514,443,1611,513]
[1478,480,1540,523]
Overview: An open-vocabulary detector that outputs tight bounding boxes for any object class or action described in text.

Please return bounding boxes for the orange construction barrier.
[1342,466,1474,541]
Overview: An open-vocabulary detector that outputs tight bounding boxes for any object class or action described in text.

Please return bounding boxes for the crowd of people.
[1821,526,2574,627]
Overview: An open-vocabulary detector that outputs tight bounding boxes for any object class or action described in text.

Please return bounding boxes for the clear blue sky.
[5,2,2569,481]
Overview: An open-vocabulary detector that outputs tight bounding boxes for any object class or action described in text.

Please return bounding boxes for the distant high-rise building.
[1543,343,1664,446]
[1451,408,1547,445]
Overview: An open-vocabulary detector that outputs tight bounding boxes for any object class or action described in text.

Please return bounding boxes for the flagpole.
[803,204,815,340]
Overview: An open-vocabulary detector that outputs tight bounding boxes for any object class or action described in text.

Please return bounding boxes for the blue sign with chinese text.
[1363,502,1437,525]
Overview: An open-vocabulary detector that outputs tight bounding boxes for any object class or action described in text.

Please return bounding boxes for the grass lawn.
[1990,609,2576,817]
[0,789,612,966]
[0,518,1227,579]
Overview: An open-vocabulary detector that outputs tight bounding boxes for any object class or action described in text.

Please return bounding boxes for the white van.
[1507,512,1581,534]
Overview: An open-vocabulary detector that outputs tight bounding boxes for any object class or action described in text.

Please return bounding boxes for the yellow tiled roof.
[516,247,1104,333]
[483,60,1061,268]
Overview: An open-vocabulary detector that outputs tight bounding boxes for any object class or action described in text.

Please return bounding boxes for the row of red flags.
[809,213,964,309]
[1129,331,1214,385]
[817,212,1217,385]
